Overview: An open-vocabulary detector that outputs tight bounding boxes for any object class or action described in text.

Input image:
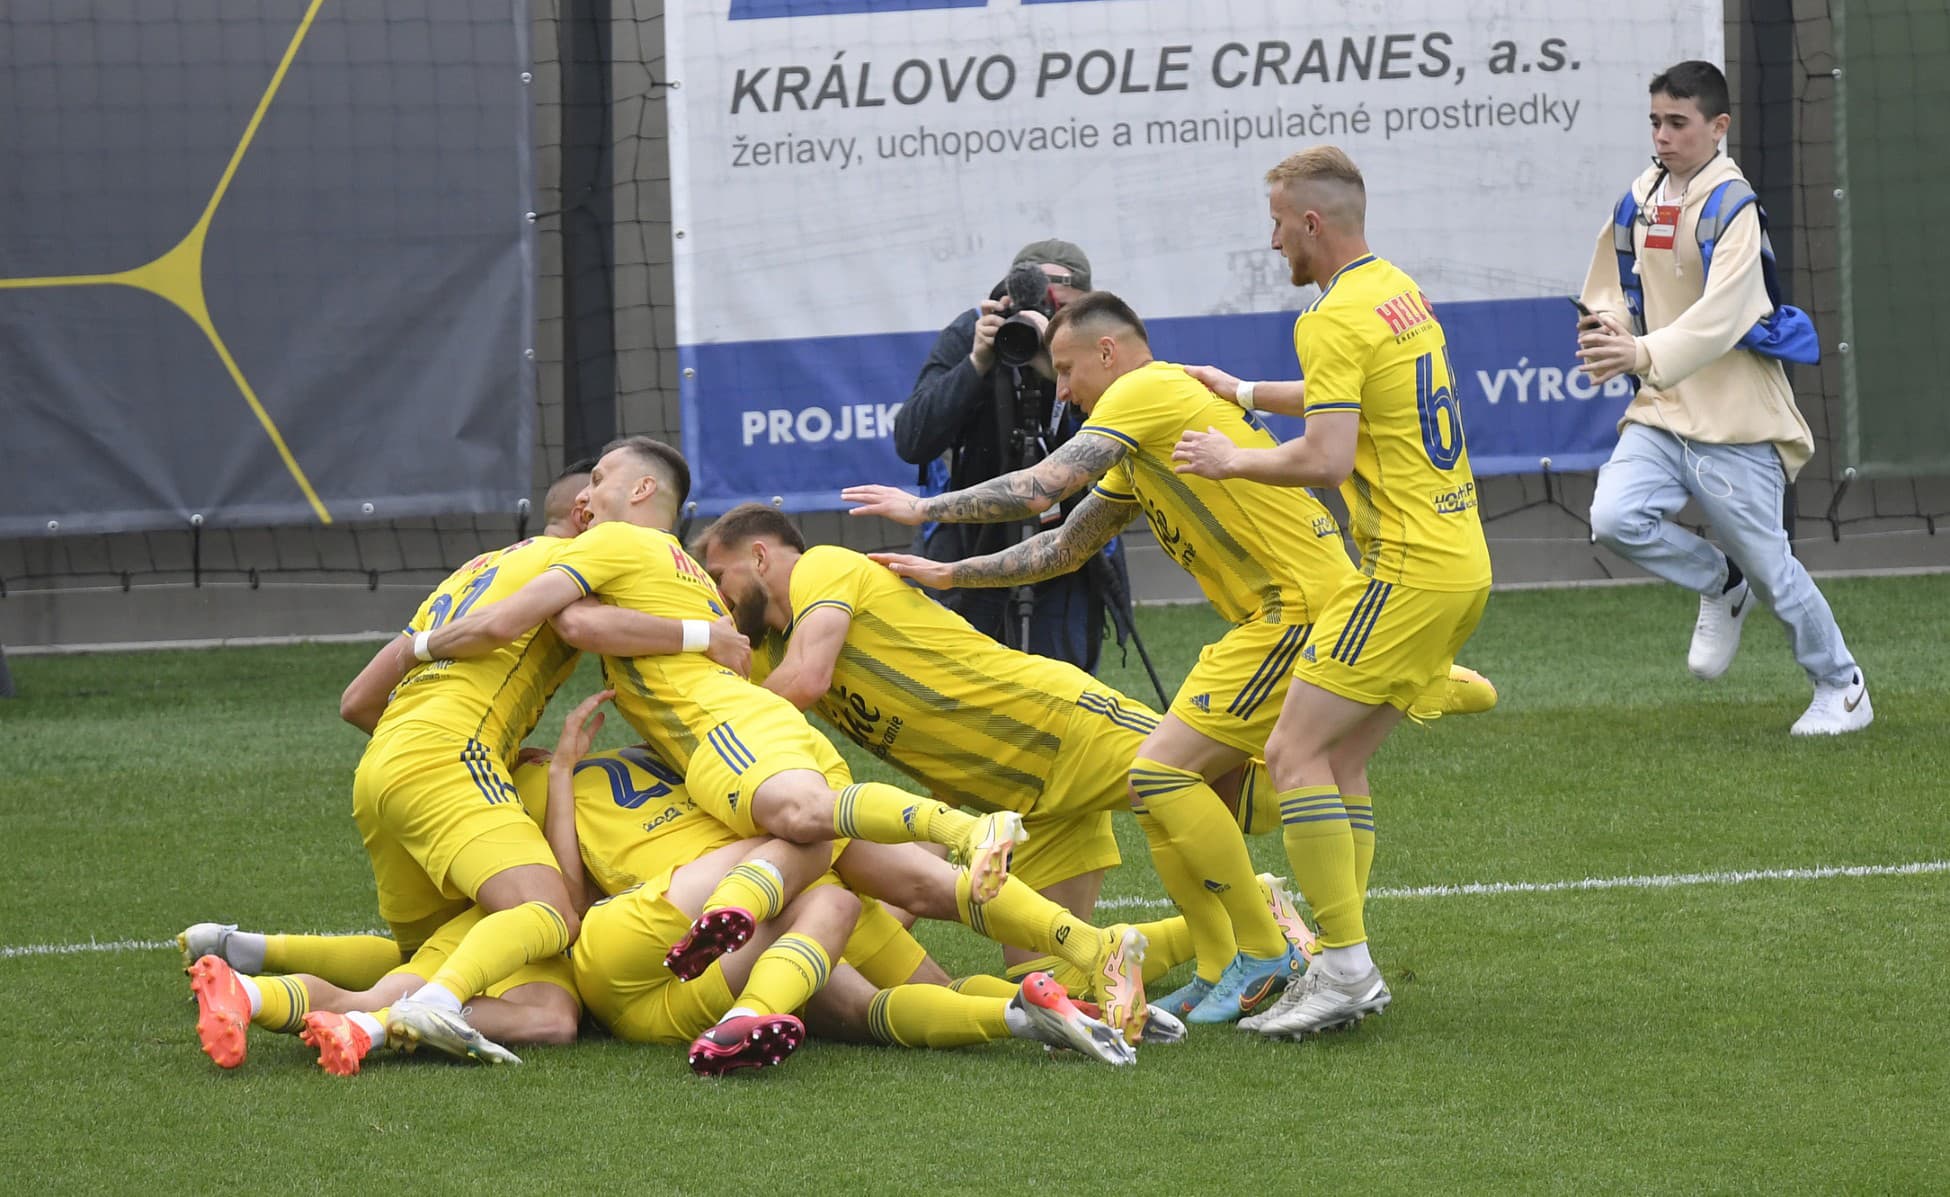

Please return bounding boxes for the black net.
[3,1,1942,628]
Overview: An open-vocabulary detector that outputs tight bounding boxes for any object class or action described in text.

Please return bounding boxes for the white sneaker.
[387,1000,522,1066]
[1252,961,1391,1039]
[1688,578,1751,679]
[1790,671,1873,736]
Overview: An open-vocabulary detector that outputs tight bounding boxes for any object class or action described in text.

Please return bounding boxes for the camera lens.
[994,314,1043,368]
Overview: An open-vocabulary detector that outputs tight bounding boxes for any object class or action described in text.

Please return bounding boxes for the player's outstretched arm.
[339,635,418,733]
[551,600,752,677]
[421,570,585,661]
[764,606,851,710]
[870,490,1135,590]
[843,435,1128,526]
[1173,410,1357,488]
[545,691,612,918]
[1182,365,1307,417]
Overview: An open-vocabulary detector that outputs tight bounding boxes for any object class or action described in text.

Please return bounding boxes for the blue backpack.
[1611,176,1821,365]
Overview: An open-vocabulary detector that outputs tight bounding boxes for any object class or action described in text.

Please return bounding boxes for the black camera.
[988,264,1058,369]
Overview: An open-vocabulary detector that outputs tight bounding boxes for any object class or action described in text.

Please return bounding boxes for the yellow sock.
[832,781,978,851]
[1344,793,1376,897]
[1134,917,1195,984]
[1131,758,1288,959]
[948,974,1021,999]
[261,934,401,989]
[1277,785,1365,948]
[1135,805,1235,981]
[739,932,832,1017]
[866,985,1010,1048]
[704,860,787,921]
[954,872,1101,976]
[246,973,310,1034]
[427,901,572,1004]
[844,899,930,988]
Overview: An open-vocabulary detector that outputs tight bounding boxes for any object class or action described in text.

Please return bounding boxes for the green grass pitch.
[2,576,1946,1192]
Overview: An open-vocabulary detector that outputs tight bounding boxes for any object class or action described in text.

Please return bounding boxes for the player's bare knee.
[753,789,832,843]
[1262,736,1318,793]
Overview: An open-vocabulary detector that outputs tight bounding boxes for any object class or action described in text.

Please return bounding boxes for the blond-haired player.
[848,294,1494,1025]
[1173,145,1492,1039]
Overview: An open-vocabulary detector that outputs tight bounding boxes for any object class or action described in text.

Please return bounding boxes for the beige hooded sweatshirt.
[1578,152,1815,479]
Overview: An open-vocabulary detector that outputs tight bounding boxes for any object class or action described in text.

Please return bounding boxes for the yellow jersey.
[1079,360,1352,625]
[514,748,738,897]
[543,518,795,774]
[1293,255,1491,591]
[381,535,580,763]
[786,545,1129,810]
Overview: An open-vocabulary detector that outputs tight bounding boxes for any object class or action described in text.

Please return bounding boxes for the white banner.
[665,0,1722,510]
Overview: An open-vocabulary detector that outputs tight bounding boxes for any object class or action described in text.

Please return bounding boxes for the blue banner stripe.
[681,297,1632,514]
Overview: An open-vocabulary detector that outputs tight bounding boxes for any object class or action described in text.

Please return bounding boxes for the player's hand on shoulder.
[1182,364,1241,402]
[1172,426,1239,480]
[706,615,752,678]
[516,745,553,767]
[867,552,954,590]
[842,484,926,524]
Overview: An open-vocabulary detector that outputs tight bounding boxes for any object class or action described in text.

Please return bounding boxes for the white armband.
[412,629,434,662]
[681,620,712,653]
[1235,380,1258,412]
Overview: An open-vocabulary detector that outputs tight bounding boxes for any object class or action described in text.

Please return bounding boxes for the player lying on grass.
[185,697,1167,1072]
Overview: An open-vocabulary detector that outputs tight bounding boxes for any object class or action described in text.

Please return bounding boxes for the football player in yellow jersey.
[415,438,1093,1011]
[690,503,1248,989]
[1172,146,1492,1040]
[534,694,1140,1071]
[847,294,1491,1024]
[255,462,609,1067]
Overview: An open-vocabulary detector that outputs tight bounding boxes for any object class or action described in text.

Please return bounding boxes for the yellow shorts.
[1009,810,1122,891]
[684,700,853,838]
[571,870,733,1045]
[572,863,851,1043]
[352,723,561,946]
[387,905,580,1007]
[1293,578,1490,711]
[1168,618,1315,756]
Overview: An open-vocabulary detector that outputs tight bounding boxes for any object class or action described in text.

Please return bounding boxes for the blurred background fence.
[2,0,1943,653]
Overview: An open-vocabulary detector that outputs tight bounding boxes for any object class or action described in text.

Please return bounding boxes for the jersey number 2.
[1415,349,1464,471]
[426,567,500,629]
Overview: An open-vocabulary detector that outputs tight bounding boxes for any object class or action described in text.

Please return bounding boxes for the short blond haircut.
[1266,146,1366,225]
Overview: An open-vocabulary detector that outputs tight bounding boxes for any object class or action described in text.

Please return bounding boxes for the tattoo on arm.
[949,491,1136,587]
[924,435,1129,523]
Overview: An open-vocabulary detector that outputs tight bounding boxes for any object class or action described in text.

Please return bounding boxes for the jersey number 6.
[1414,348,1465,471]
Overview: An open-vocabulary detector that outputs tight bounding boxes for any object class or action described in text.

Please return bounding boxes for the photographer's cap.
[1012,239,1091,291]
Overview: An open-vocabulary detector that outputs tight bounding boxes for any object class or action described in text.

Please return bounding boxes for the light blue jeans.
[1590,423,1858,686]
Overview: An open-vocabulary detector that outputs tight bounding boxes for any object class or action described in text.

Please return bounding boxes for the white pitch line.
[6,860,1948,960]
[1094,859,1950,911]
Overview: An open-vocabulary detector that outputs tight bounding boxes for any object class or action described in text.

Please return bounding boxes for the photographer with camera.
[891,240,1126,672]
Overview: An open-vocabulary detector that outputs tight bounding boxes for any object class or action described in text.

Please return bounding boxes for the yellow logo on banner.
[0,0,333,523]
